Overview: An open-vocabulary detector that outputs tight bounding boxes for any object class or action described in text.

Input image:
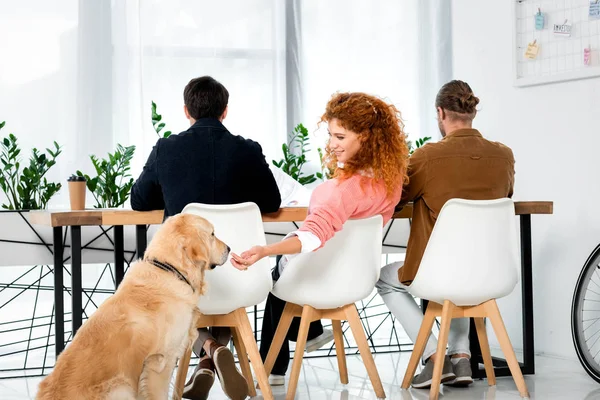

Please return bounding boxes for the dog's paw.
[142,353,166,373]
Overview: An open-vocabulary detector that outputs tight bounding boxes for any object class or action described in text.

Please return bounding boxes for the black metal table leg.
[71,226,82,337]
[114,225,124,288]
[470,214,535,378]
[136,225,147,260]
[53,226,64,356]
[520,214,535,374]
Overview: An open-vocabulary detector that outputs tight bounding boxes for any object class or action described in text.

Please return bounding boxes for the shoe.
[445,358,474,387]
[182,358,215,400]
[211,345,249,400]
[255,374,285,390]
[305,329,334,353]
[411,356,456,389]
[269,374,285,386]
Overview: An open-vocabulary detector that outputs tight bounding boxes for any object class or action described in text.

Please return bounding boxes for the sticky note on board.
[584,47,592,65]
[525,41,540,59]
[535,12,545,29]
[590,1,600,19]
[554,22,572,36]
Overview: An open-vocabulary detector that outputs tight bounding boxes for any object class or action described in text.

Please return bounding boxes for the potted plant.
[76,144,136,208]
[272,123,322,185]
[0,123,63,210]
[0,121,64,267]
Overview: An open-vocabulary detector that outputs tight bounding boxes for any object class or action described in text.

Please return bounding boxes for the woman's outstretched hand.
[230,246,267,270]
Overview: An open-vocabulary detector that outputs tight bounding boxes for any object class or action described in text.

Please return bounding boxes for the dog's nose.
[226,245,231,253]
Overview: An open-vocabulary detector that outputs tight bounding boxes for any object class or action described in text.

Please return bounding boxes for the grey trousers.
[376,261,471,361]
[192,327,232,357]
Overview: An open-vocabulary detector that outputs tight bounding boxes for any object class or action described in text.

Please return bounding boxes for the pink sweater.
[298,174,402,248]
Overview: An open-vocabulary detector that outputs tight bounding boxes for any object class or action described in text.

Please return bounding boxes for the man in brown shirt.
[376,80,515,389]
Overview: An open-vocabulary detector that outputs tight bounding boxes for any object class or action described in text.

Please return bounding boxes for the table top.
[27,201,553,227]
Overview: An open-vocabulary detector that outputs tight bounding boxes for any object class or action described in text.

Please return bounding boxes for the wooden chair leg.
[234,309,274,400]
[332,319,349,384]
[401,302,439,389]
[286,305,315,400]
[231,325,257,397]
[264,302,295,376]
[429,300,454,400]
[172,345,192,400]
[474,317,496,386]
[485,300,529,398]
[344,304,386,399]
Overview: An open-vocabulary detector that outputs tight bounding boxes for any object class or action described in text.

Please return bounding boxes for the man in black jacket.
[131,76,281,400]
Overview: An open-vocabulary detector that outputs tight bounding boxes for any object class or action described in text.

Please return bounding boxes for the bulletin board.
[513,0,600,87]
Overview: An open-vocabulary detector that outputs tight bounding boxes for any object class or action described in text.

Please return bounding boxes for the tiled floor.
[1,353,599,399]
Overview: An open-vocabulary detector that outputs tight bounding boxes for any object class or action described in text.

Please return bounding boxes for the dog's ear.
[180,230,209,268]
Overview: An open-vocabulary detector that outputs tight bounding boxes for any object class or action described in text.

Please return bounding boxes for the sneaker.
[445,358,473,387]
[305,329,335,353]
[411,356,456,389]
[255,374,285,390]
[269,374,285,386]
[182,358,215,400]
[211,345,249,400]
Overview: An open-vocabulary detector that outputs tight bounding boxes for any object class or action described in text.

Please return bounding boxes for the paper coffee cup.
[67,175,86,210]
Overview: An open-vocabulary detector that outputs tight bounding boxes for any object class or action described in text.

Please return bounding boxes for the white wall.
[452,0,600,360]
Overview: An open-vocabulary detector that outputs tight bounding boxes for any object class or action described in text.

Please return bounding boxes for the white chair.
[401,198,529,399]
[264,215,386,400]
[173,203,273,400]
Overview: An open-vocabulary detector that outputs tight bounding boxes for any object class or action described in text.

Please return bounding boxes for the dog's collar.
[145,258,195,292]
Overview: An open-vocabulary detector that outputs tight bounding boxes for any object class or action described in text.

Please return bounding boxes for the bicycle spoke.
[590,278,600,292]
[584,287,600,298]
[592,345,600,362]
[593,268,600,287]
[593,348,600,366]
[586,327,600,343]
[584,319,600,333]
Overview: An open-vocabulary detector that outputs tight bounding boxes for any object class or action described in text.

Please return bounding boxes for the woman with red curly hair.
[231,92,409,383]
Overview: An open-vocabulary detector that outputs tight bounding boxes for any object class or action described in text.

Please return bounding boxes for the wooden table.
[29,201,552,377]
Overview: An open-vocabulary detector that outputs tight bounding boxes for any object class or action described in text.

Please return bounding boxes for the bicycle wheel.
[572,243,600,383]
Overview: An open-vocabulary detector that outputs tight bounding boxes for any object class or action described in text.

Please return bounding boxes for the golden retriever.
[36,213,230,400]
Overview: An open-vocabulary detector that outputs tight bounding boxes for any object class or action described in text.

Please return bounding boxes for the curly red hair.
[320,92,409,197]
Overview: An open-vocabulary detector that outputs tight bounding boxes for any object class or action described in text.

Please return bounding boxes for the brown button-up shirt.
[398,128,515,285]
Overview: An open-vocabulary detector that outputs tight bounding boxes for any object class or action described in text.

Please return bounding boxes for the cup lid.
[68,175,86,182]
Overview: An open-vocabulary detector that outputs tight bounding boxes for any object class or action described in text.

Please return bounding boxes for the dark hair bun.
[435,80,479,117]
[458,93,479,114]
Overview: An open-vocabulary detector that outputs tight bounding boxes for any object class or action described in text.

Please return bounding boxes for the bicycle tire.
[572,242,600,383]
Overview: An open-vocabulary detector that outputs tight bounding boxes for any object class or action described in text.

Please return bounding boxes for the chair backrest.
[408,198,519,306]
[182,202,272,315]
[272,215,383,309]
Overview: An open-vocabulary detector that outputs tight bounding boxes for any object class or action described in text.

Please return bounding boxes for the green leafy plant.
[272,123,319,186]
[0,121,63,210]
[408,136,432,155]
[76,144,136,208]
[316,147,332,181]
[151,101,172,138]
